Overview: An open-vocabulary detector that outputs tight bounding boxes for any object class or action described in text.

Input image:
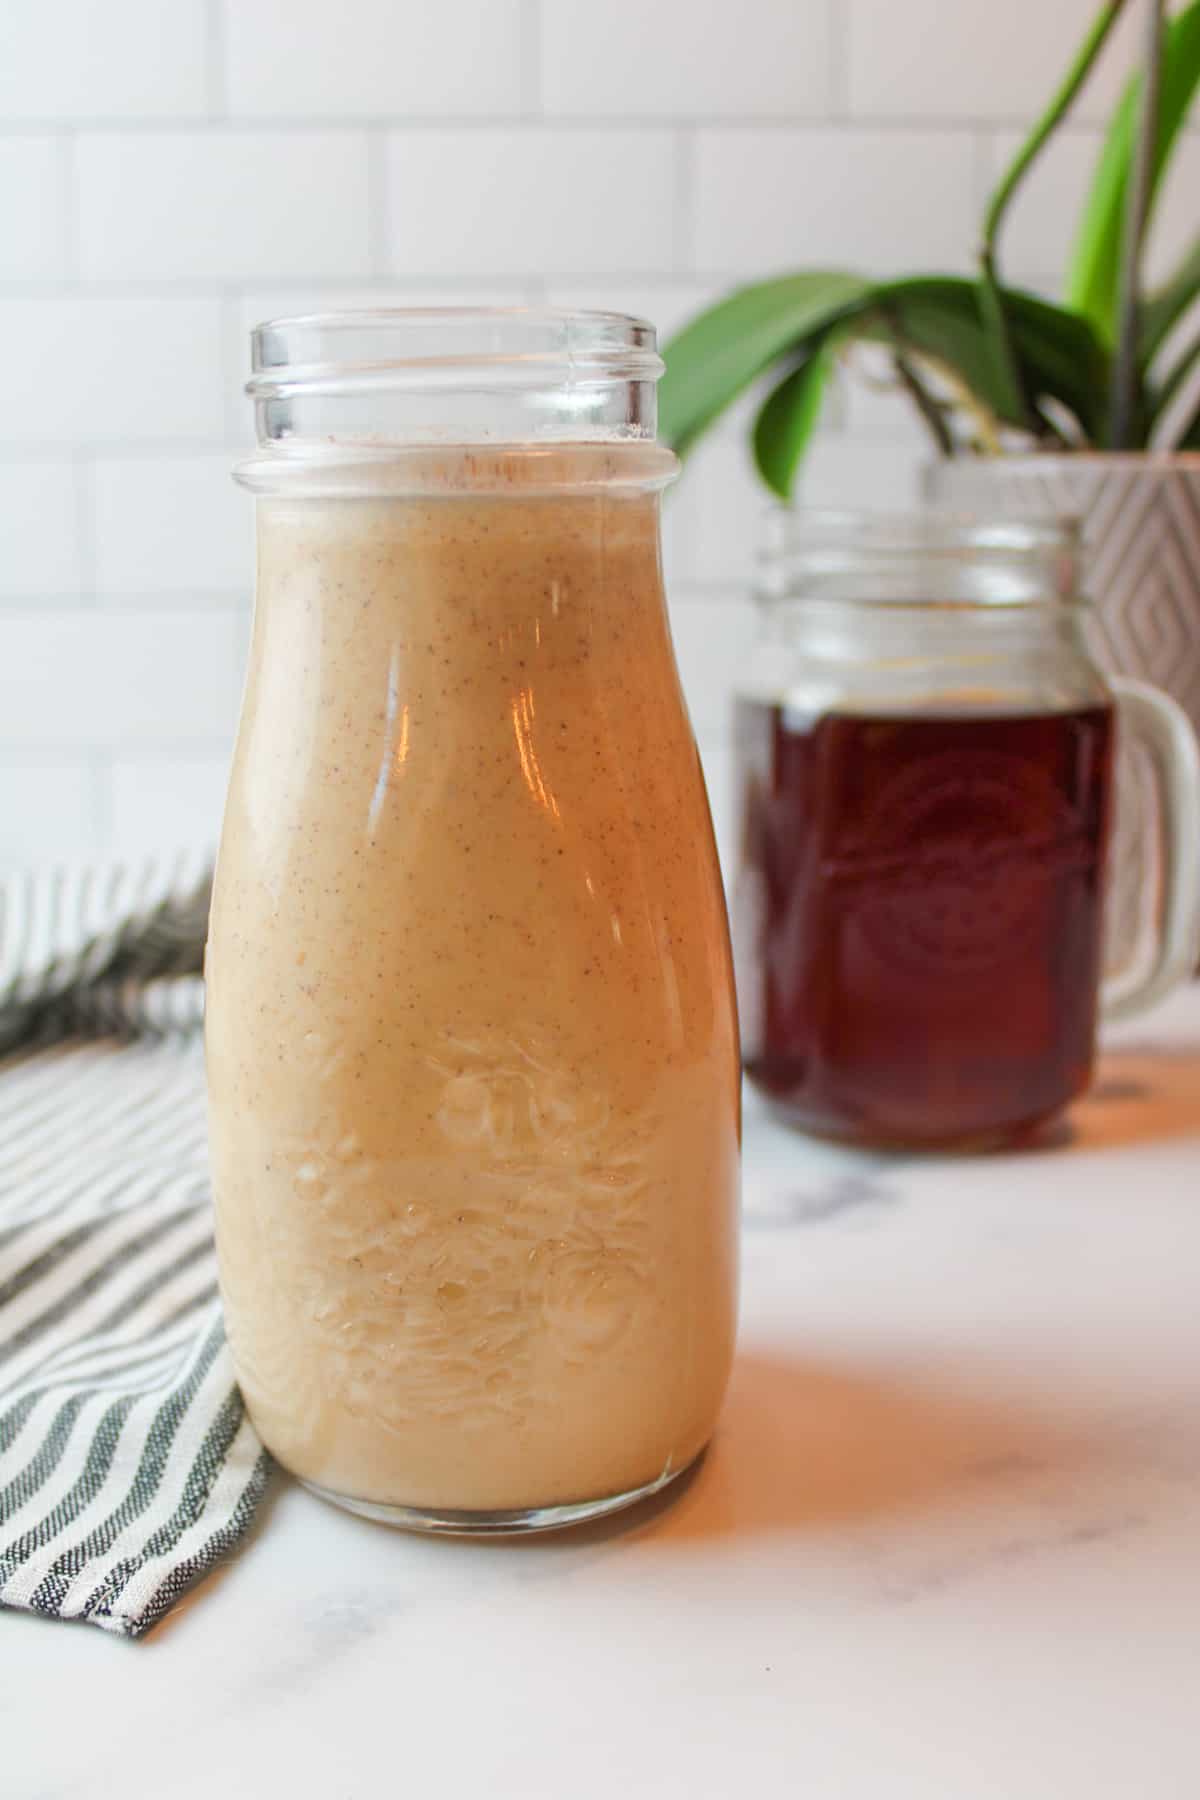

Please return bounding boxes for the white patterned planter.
[929,454,1200,974]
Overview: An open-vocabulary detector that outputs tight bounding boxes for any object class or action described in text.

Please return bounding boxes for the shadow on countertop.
[654,1353,1102,1543]
[496,1352,1123,1562]
[1068,1037,1200,1151]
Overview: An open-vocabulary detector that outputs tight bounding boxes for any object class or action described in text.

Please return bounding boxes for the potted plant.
[660,0,1200,756]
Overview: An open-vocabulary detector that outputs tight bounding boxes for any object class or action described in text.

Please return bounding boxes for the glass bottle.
[206,310,740,1531]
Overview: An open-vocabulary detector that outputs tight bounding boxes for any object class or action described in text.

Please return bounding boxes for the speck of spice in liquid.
[206,445,740,1514]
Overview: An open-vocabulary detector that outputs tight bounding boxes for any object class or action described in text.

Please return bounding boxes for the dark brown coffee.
[735,702,1115,1146]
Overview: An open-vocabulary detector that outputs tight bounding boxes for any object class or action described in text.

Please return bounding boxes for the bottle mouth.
[246,306,665,400]
[238,307,673,493]
[759,506,1083,608]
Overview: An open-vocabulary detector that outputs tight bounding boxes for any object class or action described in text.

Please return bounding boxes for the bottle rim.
[246,306,665,402]
[237,307,675,494]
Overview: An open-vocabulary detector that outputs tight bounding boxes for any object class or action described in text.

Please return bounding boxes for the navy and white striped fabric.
[0,852,211,1053]
[0,857,271,1638]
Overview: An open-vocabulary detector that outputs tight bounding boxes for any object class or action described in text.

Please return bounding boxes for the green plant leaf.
[1004,288,1113,439]
[752,351,831,499]
[874,280,1013,416]
[978,0,1132,429]
[1140,234,1200,365]
[658,272,871,454]
[1065,0,1200,345]
[874,279,1111,440]
[662,273,1115,481]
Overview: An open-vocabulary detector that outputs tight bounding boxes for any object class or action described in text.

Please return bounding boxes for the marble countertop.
[12,992,1200,1800]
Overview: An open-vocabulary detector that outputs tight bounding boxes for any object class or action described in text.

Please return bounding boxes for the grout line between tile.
[57,130,81,280]
[72,455,96,606]
[367,127,391,278]
[0,112,1101,134]
[0,594,248,618]
[673,128,696,277]
[221,294,248,441]
[521,0,543,118]
[87,748,115,853]
[974,128,998,221]
[826,0,849,119]
[205,0,228,120]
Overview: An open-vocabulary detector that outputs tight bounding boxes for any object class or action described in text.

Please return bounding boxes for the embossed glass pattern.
[206,311,740,1532]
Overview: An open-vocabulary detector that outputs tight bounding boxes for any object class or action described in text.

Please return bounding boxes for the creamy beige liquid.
[206,447,740,1515]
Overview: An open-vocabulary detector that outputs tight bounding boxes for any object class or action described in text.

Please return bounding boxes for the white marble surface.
[9,992,1200,1800]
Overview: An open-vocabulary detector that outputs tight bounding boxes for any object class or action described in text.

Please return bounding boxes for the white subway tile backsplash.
[0,0,207,122]
[664,393,927,593]
[666,435,772,588]
[837,341,949,448]
[980,131,1107,289]
[93,454,252,597]
[986,129,1200,291]
[541,0,831,120]
[1136,132,1200,290]
[847,0,1144,125]
[0,0,1154,867]
[544,280,725,344]
[0,610,239,747]
[694,128,977,276]
[225,0,524,119]
[383,130,679,276]
[0,759,98,869]
[797,439,925,511]
[78,131,372,283]
[0,461,82,598]
[111,753,231,853]
[0,138,67,280]
[0,298,227,447]
[667,589,759,740]
[697,739,736,885]
[235,282,533,342]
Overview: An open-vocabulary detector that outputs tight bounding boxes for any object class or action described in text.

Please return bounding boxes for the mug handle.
[1102,676,1200,1022]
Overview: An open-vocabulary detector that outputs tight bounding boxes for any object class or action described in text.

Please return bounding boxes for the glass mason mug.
[732,510,1200,1150]
[206,310,740,1531]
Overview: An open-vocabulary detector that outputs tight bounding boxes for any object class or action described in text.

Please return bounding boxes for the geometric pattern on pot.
[955,459,1200,731]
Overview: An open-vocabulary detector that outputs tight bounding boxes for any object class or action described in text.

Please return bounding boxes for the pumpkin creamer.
[207,319,739,1532]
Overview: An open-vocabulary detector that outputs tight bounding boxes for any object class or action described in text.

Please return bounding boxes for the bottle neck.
[238,439,678,499]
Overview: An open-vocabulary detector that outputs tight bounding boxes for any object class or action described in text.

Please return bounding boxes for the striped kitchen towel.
[0,855,272,1638]
[0,850,211,1052]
